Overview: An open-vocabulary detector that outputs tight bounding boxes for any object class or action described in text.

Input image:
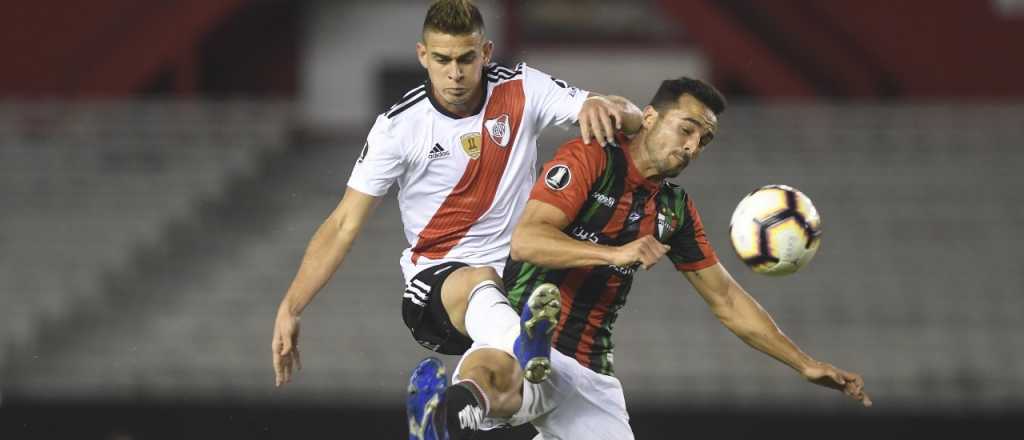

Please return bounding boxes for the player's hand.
[802,360,872,407]
[611,235,670,270]
[272,307,302,387]
[579,95,623,146]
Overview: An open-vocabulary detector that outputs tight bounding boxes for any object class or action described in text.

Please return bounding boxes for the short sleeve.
[346,114,405,196]
[529,139,605,221]
[524,64,591,130]
[668,194,719,272]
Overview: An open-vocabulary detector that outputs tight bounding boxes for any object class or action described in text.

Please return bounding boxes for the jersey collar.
[425,72,489,120]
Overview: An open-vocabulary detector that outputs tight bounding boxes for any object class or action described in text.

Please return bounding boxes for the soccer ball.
[729,185,821,276]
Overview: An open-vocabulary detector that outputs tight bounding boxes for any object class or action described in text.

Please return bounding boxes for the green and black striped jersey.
[503,135,718,376]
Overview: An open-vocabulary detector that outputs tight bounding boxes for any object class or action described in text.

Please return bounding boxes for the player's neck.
[430,85,486,118]
[627,131,663,181]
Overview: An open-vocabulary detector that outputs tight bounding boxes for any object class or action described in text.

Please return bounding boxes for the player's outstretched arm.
[510,199,668,269]
[578,94,643,145]
[272,186,380,387]
[683,263,872,407]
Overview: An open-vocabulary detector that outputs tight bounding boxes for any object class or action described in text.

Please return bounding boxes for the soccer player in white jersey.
[270,1,642,438]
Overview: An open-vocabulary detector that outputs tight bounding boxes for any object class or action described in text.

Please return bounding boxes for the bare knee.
[458,266,502,290]
[440,266,503,334]
[458,349,523,418]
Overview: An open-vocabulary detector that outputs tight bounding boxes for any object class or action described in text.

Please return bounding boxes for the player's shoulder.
[487,61,561,85]
[367,82,432,141]
[552,137,608,169]
[485,62,526,85]
[485,62,560,87]
[381,82,431,122]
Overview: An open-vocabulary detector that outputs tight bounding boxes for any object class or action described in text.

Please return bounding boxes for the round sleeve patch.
[544,164,572,191]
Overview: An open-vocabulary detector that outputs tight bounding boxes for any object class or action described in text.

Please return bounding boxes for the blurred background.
[1,0,1023,438]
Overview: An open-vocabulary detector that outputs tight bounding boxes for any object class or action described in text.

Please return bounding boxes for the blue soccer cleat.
[407,357,448,440]
[514,283,561,383]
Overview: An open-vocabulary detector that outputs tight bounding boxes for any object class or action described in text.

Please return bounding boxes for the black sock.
[444,381,488,440]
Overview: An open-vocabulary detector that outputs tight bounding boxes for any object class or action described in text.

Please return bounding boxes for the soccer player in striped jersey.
[493,77,872,438]
[269,1,642,439]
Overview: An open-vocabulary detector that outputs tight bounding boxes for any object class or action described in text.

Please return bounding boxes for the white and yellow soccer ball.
[729,185,822,276]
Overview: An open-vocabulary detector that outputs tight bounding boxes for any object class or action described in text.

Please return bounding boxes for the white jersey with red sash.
[347,63,590,283]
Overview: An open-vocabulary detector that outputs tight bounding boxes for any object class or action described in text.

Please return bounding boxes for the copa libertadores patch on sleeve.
[545,165,572,191]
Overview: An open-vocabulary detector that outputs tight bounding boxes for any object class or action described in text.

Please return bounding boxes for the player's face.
[417,30,493,115]
[642,94,718,178]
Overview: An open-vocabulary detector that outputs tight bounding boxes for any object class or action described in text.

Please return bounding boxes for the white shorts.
[453,343,634,440]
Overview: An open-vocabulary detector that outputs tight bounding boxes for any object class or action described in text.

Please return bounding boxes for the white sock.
[464,280,521,357]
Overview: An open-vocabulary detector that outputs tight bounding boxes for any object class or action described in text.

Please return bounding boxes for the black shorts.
[401,261,474,355]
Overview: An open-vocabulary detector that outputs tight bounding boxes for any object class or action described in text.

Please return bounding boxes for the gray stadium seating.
[2,103,1021,412]
[0,100,292,372]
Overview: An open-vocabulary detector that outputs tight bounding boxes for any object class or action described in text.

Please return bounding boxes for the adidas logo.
[428,143,451,160]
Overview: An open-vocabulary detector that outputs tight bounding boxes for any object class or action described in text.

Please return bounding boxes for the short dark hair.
[648,77,727,115]
[423,0,485,37]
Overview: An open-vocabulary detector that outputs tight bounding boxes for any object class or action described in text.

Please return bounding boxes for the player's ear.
[416,41,429,69]
[642,105,659,129]
[482,40,494,64]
